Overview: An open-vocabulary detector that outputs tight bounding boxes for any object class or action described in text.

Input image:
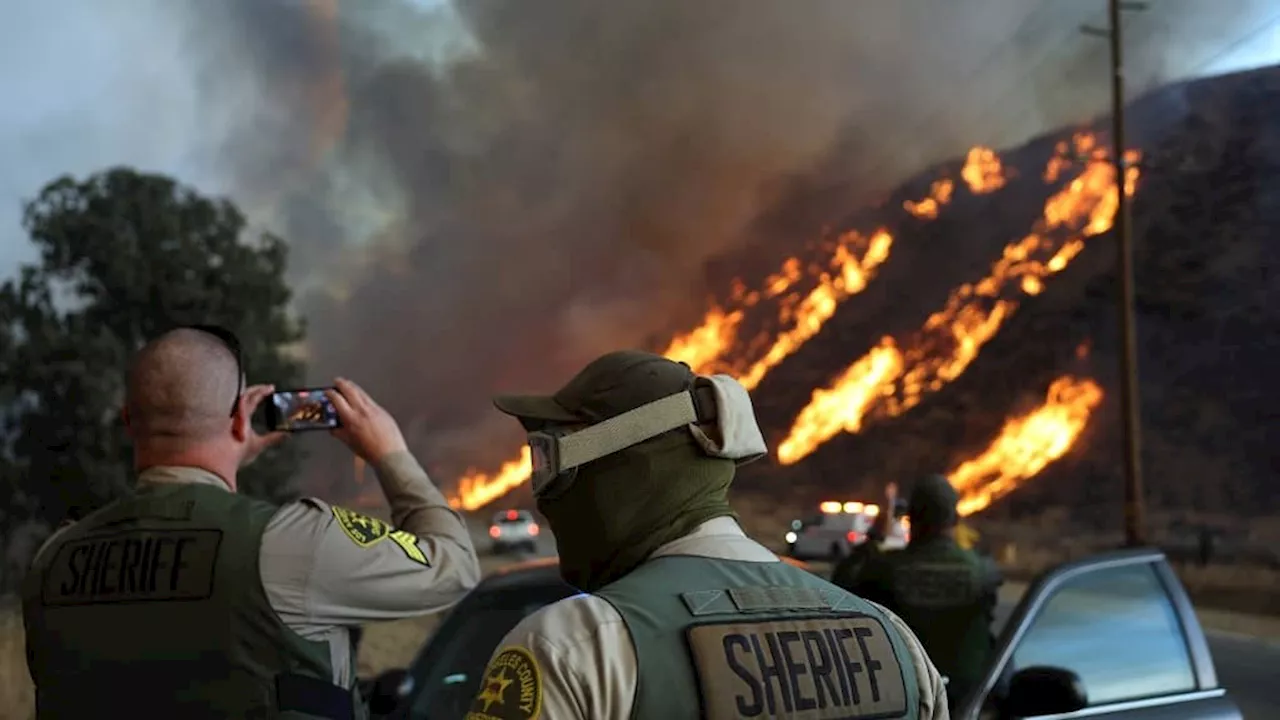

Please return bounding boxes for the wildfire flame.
[953,376,1104,516]
[452,446,533,512]
[903,144,1008,220]
[662,258,804,374]
[444,140,1120,514]
[962,146,1009,194]
[776,133,1140,465]
[734,228,894,390]
[904,179,954,219]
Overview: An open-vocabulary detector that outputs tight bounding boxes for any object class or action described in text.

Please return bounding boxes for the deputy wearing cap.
[23,327,480,719]
[834,474,1001,710]
[465,351,949,720]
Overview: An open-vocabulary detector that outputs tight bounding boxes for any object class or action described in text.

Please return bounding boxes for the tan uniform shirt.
[480,517,950,719]
[51,451,481,688]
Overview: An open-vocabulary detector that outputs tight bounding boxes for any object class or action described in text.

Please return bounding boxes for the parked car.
[786,500,909,560]
[362,549,1241,719]
[487,508,539,554]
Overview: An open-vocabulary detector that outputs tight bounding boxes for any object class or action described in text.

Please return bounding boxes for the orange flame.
[777,133,1139,465]
[904,179,955,219]
[953,376,1104,516]
[662,307,747,375]
[448,144,1022,511]
[450,446,533,511]
[735,229,894,389]
[662,259,805,375]
[961,146,1007,194]
[902,145,1006,219]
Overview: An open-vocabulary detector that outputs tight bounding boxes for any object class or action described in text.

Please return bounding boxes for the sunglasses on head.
[181,324,244,417]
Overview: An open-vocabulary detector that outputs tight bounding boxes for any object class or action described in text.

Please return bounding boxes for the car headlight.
[784,531,797,544]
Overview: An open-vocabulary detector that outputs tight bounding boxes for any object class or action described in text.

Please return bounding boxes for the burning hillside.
[446,64,1280,524]
[450,133,1133,515]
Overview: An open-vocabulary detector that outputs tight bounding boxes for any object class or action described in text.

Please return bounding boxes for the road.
[1203,634,1278,720]
[467,521,1278,717]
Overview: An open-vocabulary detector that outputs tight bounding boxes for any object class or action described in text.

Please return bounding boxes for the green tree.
[0,168,307,523]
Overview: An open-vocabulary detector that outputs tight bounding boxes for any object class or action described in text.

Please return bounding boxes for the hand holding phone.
[325,378,409,464]
[265,388,343,432]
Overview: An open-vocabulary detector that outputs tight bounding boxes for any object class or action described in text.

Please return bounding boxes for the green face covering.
[537,432,735,593]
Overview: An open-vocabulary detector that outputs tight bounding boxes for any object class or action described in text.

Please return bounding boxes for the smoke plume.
[170,0,1273,490]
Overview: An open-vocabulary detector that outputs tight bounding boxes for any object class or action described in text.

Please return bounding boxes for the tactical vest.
[22,482,366,720]
[879,537,997,705]
[595,555,921,720]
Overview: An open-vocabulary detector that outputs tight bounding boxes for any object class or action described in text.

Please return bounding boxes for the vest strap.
[681,585,851,615]
[728,586,830,612]
[276,673,356,720]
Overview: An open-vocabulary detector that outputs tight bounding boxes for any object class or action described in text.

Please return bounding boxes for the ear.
[232,396,250,442]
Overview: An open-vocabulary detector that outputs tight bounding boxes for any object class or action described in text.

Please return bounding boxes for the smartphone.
[264,388,342,432]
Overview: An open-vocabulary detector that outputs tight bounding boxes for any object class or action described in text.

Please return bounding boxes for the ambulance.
[784,500,909,561]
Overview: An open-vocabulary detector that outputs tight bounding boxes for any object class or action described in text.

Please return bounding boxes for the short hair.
[125,328,241,439]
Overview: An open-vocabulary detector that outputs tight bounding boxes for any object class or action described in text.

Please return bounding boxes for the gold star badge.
[477,668,513,712]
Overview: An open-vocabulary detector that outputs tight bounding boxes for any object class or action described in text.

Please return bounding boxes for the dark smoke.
[173,0,1255,494]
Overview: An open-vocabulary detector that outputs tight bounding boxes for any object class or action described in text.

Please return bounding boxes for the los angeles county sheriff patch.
[332,506,390,547]
[465,646,543,720]
[330,506,430,566]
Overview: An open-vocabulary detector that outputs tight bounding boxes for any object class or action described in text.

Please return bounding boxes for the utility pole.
[1082,0,1148,547]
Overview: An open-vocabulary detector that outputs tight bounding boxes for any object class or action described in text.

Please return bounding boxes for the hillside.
[679,64,1280,532]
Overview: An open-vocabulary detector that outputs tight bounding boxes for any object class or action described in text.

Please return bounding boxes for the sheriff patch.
[331,507,431,566]
[892,562,976,607]
[332,506,390,547]
[686,614,908,720]
[465,646,543,720]
[42,529,221,607]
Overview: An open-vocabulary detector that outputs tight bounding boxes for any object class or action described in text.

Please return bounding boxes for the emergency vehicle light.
[865,504,880,516]
[819,501,843,514]
[843,502,864,514]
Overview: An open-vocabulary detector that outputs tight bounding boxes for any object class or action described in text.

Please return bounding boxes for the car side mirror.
[366,668,412,716]
[1003,666,1087,717]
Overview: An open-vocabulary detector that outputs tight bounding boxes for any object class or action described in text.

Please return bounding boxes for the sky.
[1,1,1275,279]
[0,0,464,275]
[1,0,1277,484]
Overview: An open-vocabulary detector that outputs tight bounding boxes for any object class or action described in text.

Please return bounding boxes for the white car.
[488,509,540,554]
[785,501,909,561]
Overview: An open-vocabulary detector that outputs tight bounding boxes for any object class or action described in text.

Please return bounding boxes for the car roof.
[477,556,569,592]
[476,554,813,592]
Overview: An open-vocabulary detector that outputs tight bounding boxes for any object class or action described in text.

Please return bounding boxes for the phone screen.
[268,388,341,432]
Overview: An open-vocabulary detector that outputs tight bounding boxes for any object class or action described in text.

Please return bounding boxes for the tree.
[0,168,307,523]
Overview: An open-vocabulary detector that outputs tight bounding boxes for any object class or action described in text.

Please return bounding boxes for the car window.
[407,582,576,720]
[1009,562,1197,706]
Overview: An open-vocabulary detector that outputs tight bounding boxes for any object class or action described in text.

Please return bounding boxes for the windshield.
[405,581,576,720]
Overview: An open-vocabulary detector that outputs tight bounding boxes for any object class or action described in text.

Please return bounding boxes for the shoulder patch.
[389,529,430,566]
[331,506,390,548]
[466,645,543,720]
